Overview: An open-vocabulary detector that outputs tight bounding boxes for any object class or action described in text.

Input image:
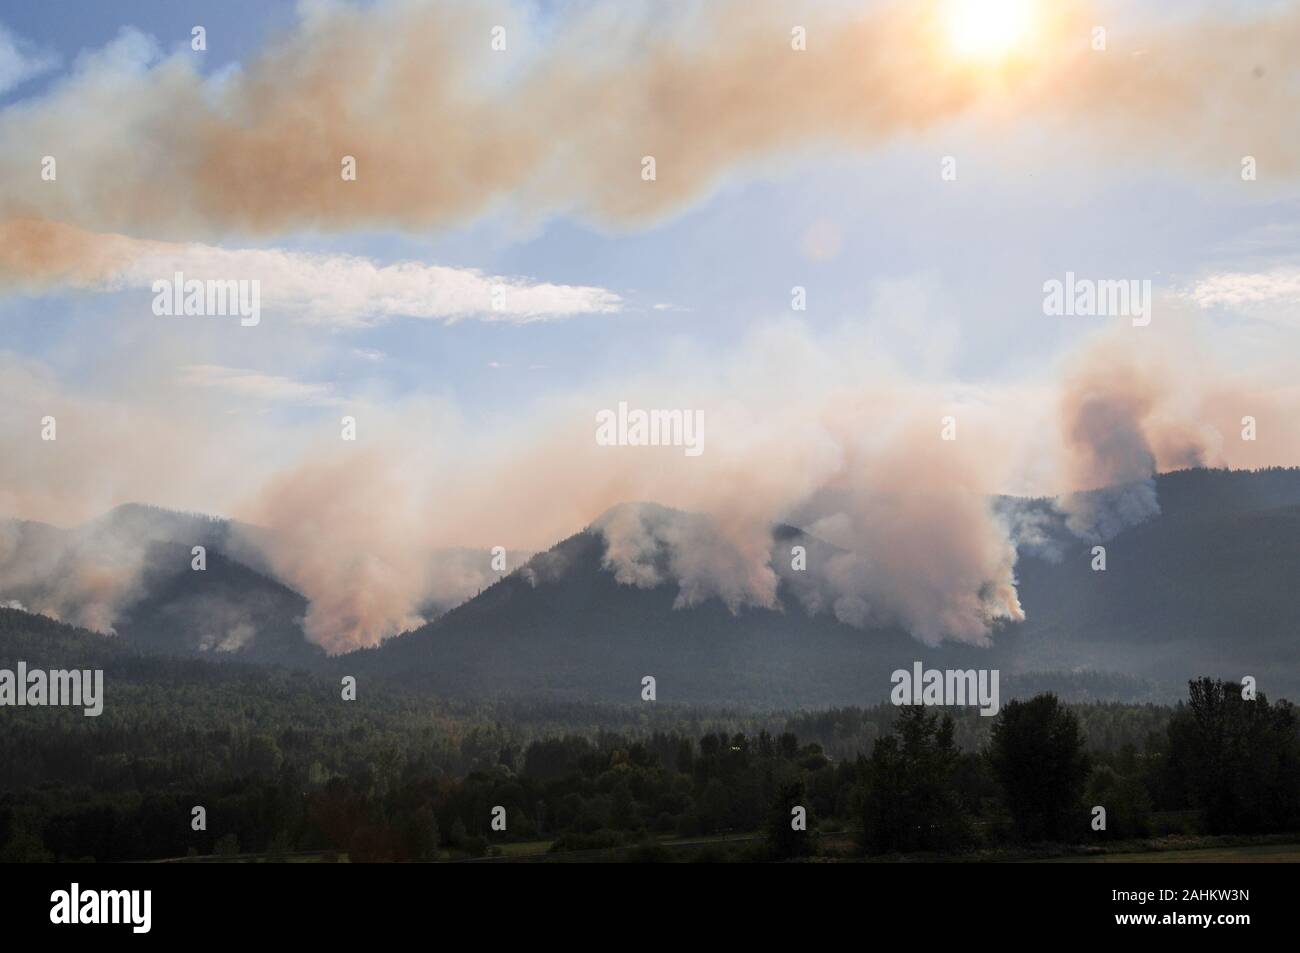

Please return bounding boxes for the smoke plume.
[2,0,1299,281]
[2,320,1299,651]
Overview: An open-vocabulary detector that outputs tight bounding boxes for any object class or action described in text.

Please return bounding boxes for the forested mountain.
[1008,468,1300,697]
[350,520,1005,705]
[0,505,526,668]
[354,468,1300,705]
[4,468,1300,704]
[0,504,325,667]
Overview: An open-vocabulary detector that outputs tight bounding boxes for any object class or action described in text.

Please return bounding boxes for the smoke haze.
[2,0,1299,280]
[3,314,1297,651]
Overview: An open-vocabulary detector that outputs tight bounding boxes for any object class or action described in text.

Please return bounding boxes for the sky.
[1,0,1299,650]
[0,0,1292,418]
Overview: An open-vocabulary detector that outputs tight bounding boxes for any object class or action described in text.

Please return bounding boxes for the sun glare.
[945,0,1035,62]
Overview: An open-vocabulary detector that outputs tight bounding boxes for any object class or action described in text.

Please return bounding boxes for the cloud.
[1183,267,1300,323]
[0,221,621,324]
[178,365,341,406]
[115,238,622,326]
[0,23,58,94]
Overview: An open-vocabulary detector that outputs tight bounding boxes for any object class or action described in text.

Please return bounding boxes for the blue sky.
[1,0,1294,425]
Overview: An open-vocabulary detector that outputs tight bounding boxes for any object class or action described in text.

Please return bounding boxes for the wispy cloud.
[3,222,622,325]
[178,364,341,406]
[123,241,623,326]
[0,24,58,95]
[1184,266,1300,322]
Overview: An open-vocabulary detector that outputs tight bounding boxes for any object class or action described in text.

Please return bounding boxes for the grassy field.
[156,833,1300,863]
[1043,843,1300,863]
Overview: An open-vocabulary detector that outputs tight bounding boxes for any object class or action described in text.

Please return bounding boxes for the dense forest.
[3,611,1297,862]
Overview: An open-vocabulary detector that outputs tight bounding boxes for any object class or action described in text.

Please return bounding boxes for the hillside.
[4,468,1299,705]
[352,468,1300,705]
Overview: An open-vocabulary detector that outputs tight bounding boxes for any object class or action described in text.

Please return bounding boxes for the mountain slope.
[5,468,1299,703]
[0,505,324,667]
[351,523,985,706]
[353,469,1300,705]
[1010,474,1300,692]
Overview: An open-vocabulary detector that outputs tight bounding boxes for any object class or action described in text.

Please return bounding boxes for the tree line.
[3,674,1296,861]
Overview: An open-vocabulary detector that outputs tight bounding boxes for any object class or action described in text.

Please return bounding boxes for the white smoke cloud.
[2,316,1299,651]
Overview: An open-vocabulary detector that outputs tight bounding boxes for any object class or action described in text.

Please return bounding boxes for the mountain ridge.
[3,466,1299,704]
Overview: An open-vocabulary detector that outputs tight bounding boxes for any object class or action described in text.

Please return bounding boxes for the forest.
[2,606,1296,864]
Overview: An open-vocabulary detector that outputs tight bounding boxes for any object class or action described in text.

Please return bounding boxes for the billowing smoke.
[595,503,781,614]
[588,381,1028,647]
[1056,348,1165,540]
[0,524,142,633]
[1052,330,1235,540]
[222,441,523,655]
[0,505,216,633]
[785,423,1025,646]
[2,321,1298,651]
[3,0,1300,281]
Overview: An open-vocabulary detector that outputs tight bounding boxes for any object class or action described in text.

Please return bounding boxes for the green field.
[160,834,1300,864]
[1043,843,1300,863]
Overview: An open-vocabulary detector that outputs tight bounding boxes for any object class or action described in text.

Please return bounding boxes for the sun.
[944,0,1036,62]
